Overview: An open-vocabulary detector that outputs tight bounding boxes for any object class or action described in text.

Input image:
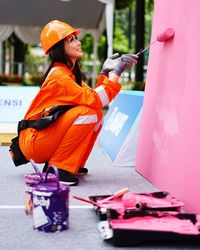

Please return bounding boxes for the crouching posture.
[18,20,138,186]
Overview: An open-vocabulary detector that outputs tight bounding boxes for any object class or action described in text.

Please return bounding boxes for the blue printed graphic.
[98,90,144,162]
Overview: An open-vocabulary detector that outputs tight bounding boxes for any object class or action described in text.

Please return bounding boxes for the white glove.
[100,53,120,76]
[112,54,138,76]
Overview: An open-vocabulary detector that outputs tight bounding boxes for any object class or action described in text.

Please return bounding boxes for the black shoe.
[77,168,88,175]
[42,163,56,174]
[58,169,79,186]
[42,162,49,173]
[43,164,88,175]
[42,163,79,186]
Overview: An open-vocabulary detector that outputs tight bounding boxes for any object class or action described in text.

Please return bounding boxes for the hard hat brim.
[74,29,81,36]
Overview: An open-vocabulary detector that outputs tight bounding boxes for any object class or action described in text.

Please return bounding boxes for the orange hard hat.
[40,20,81,54]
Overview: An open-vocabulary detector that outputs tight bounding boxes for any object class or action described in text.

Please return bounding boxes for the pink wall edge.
[136,0,200,214]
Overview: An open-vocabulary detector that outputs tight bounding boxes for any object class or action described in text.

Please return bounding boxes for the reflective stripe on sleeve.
[94,118,104,131]
[73,114,98,125]
[94,86,109,107]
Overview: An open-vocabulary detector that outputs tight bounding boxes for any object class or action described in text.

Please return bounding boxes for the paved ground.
[0,143,199,250]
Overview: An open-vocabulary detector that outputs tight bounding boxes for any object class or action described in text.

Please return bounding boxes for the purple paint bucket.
[32,167,70,233]
[24,160,57,216]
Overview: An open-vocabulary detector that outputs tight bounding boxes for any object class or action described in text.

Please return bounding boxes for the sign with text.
[0,86,39,123]
[98,90,144,166]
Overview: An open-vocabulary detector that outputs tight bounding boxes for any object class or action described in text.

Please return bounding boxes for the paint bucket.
[32,166,70,233]
[24,160,57,216]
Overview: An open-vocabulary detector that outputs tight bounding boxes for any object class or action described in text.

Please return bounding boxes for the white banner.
[0,86,39,124]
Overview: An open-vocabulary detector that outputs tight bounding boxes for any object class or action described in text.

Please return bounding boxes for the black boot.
[58,169,79,186]
[42,163,79,186]
[77,167,88,175]
[42,162,49,173]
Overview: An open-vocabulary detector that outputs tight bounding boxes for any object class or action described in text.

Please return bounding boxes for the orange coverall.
[19,62,121,173]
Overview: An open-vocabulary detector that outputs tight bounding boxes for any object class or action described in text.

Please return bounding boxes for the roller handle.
[136,40,157,57]
[30,159,44,182]
[99,187,129,204]
[113,187,129,197]
[45,166,60,191]
[73,196,104,208]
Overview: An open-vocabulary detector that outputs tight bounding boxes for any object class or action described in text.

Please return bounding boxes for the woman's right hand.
[111,54,138,77]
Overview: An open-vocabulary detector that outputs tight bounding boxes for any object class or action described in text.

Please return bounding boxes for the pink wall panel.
[136,0,200,213]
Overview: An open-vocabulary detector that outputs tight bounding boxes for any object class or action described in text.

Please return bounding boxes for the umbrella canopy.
[0,0,115,84]
[0,0,105,29]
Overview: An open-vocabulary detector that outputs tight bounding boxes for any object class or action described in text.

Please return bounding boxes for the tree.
[81,33,93,61]
[113,10,129,54]
[9,33,28,75]
[144,0,154,65]
[81,0,154,87]
[115,0,133,10]
[135,0,145,83]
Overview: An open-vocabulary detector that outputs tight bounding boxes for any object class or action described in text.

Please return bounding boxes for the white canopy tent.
[0,0,115,85]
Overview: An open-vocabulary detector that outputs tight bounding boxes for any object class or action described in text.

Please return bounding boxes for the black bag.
[9,136,29,167]
[10,105,75,167]
[18,105,75,132]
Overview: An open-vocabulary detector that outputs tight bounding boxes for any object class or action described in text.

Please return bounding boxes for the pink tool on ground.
[73,195,105,208]
[121,192,146,210]
[98,187,129,204]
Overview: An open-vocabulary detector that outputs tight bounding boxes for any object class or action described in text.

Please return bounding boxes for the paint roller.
[122,192,147,210]
[136,27,175,57]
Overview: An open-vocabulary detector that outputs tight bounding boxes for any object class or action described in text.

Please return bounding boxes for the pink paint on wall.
[136,0,200,213]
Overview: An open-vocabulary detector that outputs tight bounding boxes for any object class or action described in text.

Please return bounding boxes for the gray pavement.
[0,143,199,250]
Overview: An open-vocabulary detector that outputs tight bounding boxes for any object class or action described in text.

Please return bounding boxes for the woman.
[19,20,138,186]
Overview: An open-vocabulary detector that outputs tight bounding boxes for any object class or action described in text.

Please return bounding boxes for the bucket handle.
[45,166,60,191]
[30,159,44,182]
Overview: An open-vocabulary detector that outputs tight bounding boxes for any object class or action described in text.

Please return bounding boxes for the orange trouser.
[19,106,103,173]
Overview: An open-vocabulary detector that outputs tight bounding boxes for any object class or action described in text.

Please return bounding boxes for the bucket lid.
[33,182,70,193]
[24,173,57,184]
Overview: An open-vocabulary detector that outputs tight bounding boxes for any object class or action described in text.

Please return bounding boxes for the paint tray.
[99,210,200,246]
[89,191,184,221]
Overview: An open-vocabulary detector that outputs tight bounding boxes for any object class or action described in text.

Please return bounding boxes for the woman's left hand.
[100,53,120,76]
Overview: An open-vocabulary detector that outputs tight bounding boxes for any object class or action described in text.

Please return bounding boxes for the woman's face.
[64,34,83,62]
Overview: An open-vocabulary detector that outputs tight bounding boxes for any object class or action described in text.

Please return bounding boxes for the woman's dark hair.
[39,38,83,86]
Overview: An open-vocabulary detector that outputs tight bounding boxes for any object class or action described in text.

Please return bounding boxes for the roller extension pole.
[136,27,175,56]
